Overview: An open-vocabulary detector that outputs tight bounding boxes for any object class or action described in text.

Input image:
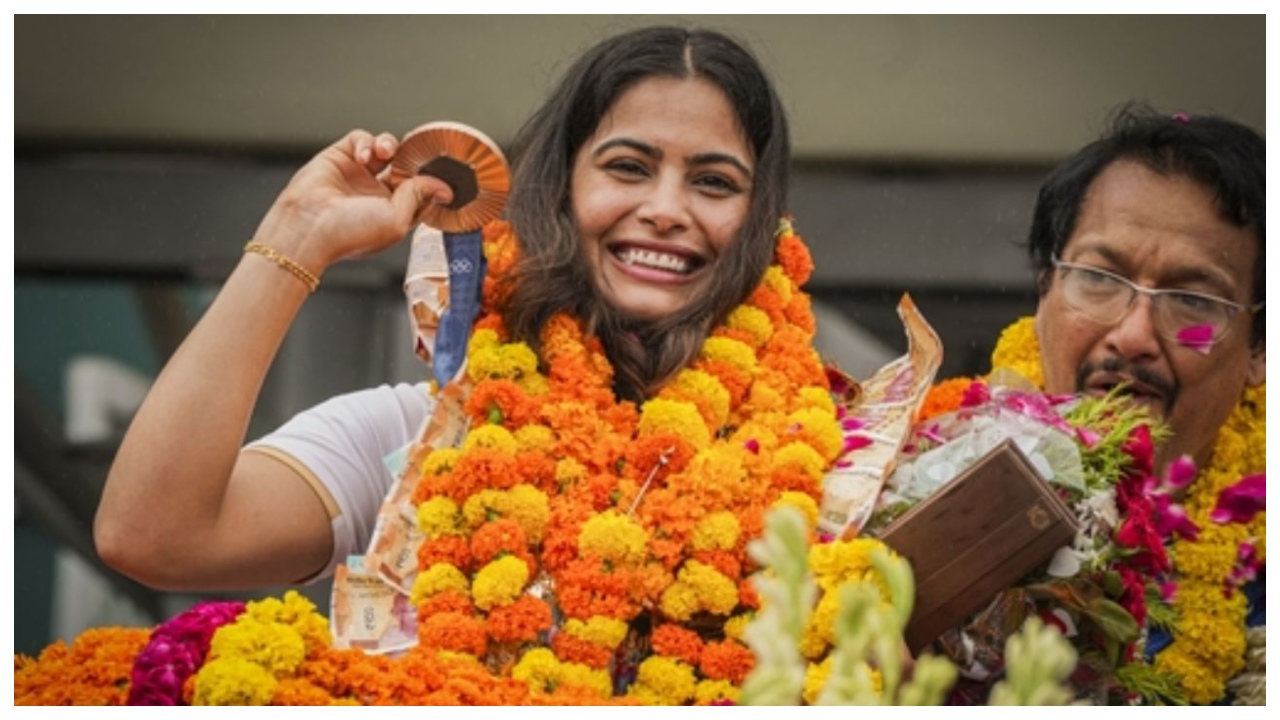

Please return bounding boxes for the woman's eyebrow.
[590,137,660,160]
[688,151,752,178]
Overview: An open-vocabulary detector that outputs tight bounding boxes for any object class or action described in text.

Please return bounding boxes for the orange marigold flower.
[649,624,704,666]
[695,358,751,410]
[783,291,816,335]
[486,595,552,644]
[418,534,472,574]
[470,518,528,566]
[916,376,977,424]
[467,379,538,428]
[418,612,487,656]
[418,589,474,620]
[451,448,519,496]
[550,632,614,670]
[698,639,755,685]
[692,549,742,580]
[774,229,814,286]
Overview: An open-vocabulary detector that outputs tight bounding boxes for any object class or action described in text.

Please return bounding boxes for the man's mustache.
[1075,357,1179,407]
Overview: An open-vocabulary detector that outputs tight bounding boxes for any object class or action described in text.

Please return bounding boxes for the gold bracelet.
[243,241,319,293]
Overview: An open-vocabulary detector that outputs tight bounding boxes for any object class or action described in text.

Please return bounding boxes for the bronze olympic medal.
[389,121,510,233]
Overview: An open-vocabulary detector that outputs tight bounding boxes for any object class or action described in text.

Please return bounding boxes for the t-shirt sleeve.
[244,382,434,581]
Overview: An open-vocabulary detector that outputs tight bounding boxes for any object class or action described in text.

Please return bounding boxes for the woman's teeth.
[617,248,691,274]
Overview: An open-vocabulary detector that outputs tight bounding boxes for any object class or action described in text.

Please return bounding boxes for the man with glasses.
[1029,105,1264,473]
[944,106,1265,705]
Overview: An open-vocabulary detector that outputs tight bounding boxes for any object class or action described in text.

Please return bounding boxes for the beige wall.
[16,15,1264,162]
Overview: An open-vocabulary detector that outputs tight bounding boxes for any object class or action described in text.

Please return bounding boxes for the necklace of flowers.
[397,217,872,704]
[988,317,1266,704]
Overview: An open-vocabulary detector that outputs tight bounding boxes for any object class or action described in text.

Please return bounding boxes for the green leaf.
[1081,597,1139,644]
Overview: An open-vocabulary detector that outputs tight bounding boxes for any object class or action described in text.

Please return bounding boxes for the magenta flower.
[127,600,246,705]
[1175,324,1215,354]
[1210,473,1265,524]
[842,435,873,454]
[1224,540,1261,597]
[743,438,760,455]
[960,381,990,408]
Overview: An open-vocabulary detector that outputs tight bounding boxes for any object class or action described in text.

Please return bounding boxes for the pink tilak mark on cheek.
[1176,323,1215,354]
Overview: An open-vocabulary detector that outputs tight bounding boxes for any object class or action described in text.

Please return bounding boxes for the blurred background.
[13,14,1264,654]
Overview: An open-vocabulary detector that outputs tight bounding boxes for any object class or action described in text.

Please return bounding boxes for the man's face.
[1035,160,1265,470]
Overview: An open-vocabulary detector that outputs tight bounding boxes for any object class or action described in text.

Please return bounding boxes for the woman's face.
[570,76,754,322]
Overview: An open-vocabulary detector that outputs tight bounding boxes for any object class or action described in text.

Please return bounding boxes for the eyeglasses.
[1050,255,1264,346]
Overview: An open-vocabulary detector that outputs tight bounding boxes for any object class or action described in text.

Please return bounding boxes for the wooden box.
[877,440,1078,653]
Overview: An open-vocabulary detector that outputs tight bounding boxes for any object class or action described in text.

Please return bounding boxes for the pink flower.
[1210,473,1265,524]
[127,600,245,705]
[842,435,873,454]
[743,438,760,455]
[1120,425,1154,477]
[960,381,990,408]
[1175,324,1215,354]
[1224,540,1261,597]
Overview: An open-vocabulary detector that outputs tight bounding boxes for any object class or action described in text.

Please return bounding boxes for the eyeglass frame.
[1048,254,1265,344]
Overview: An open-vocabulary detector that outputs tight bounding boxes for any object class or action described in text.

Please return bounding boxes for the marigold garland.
[986,316,1266,704]
[13,217,902,706]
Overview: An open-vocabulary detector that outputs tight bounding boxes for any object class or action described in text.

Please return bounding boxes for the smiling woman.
[94,23,793,597]
[573,76,754,323]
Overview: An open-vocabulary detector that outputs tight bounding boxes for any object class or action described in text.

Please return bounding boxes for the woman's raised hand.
[251,129,454,275]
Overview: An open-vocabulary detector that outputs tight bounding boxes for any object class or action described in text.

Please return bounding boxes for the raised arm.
[95,130,451,591]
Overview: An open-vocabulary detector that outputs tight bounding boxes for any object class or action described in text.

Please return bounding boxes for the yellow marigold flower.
[677,446,746,498]
[471,555,529,611]
[208,618,306,679]
[806,590,842,651]
[555,457,588,486]
[723,613,753,642]
[420,447,462,476]
[418,496,463,537]
[244,591,331,651]
[468,336,539,384]
[659,581,699,622]
[514,423,555,451]
[729,421,778,452]
[785,406,843,462]
[761,265,795,303]
[725,305,774,348]
[638,398,710,449]
[773,491,820,530]
[802,657,833,704]
[564,616,630,649]
[692,511,741,552]
[632,656,697,706]
[511,647,560,692]
[742,381,786,416]
[792,385,836,416]
[661,560,738,621]
[558,661,613,698]
[506,484,550,544]
[695,678,740,705]
[462,489,507,529]
[193,656,277,706]
[661,368,731,429]
[700,336,757,375]
[799,617,828,660]
[578,510,648,567]
[462,424,519,454]
[409,563,469,606]
[772,441,827,483]
[808,538,888,592]
[989,316,1044,388]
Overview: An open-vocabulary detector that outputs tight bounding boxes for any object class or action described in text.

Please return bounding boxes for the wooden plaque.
[877,440,1079,653]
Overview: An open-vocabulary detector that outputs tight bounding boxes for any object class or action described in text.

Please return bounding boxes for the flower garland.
[15,627,150,705]
[987,316,1266,704]
[127,600,245,704]
[394,217,888,704]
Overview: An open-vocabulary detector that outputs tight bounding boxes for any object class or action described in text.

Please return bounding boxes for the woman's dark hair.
[1027,102,1265,346]
[500,25,791,402]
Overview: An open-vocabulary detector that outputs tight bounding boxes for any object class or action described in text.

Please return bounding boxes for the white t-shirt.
[244,382,434,580]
